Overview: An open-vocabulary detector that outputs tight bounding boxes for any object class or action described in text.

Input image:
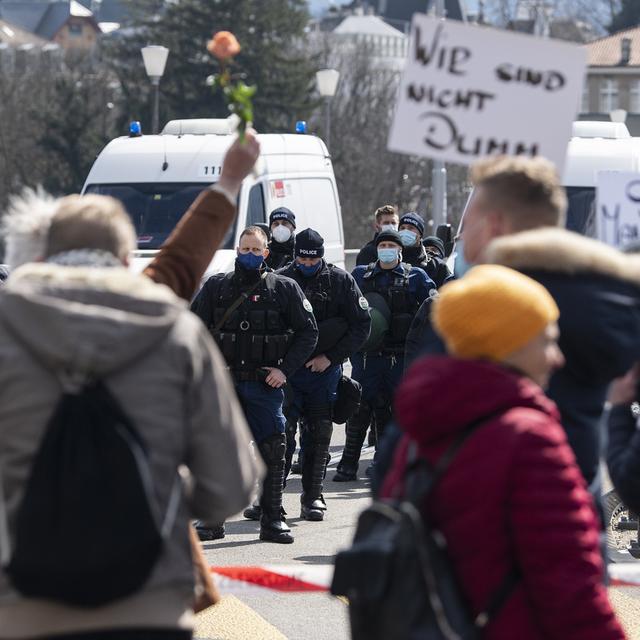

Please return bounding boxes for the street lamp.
[141,45,170,134]
[316,68,340,151]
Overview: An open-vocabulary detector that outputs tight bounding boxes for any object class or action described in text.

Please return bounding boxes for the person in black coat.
[423,236,453,287]
[266,207,296,270]
[606,365,640,515]
[355,204,399,266]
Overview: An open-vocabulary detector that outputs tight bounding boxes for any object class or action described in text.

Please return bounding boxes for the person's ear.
[263,246,270,259]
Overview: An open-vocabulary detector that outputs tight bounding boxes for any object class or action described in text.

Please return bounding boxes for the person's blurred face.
[461,187,509,264]
[375,213,399,232]
[296,256,322,267]
[502,322,564,388]
[238,232,269,258]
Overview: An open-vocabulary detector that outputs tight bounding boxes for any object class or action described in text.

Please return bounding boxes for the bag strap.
[404,411,500,503]
[212,272,267,333]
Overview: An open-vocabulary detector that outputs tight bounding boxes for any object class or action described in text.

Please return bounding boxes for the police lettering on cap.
[295,228,325,258]
[269,207,296,229]
[399,212,425,237]
[375,229,403,248]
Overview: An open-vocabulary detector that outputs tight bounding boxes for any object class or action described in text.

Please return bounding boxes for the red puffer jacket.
[382,356,625,640]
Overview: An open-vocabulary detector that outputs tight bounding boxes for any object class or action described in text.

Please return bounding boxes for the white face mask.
[272,225,292,243]
[379,223,398,233]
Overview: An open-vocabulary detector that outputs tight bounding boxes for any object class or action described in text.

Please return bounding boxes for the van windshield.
[84,183,237,250]
[565,186,596,237]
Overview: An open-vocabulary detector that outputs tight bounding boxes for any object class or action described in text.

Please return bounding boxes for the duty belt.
[231,369,267,383]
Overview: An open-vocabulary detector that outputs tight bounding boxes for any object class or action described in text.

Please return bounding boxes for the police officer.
[191,225,318,543]
[278,229,371,520]
[334,229,435,482]
[355,205,399,266]
[423,235,453,287]
[266,207,296,269]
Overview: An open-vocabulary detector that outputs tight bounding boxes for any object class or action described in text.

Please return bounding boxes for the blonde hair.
[374,204,399,222]
[240,225,268,247]
[3,187,58,268]
[46,194,136,262]
[471,156,567,230]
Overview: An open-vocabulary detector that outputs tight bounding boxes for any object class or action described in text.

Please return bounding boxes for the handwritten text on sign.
[597,172,640,249]
[388,16,586,169]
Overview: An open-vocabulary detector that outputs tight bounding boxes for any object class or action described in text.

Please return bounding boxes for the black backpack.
[331,416,517,640]
[5,380,179,607]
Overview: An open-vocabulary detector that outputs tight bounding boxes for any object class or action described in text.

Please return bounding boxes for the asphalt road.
[197,423,372,640]
[194,429,640,640]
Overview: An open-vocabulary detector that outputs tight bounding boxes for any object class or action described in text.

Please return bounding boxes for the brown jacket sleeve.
[143,189,236,301]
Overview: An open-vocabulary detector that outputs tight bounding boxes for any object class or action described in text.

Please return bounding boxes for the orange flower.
[207,31,241,60]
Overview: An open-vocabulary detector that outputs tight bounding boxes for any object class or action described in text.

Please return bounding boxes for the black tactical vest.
[300,266,334,324]
[211,273,292,375]
[360,263,418,351]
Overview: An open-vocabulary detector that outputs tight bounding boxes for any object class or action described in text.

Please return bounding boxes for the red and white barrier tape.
[210,565,332,594]
[211,563,640,594]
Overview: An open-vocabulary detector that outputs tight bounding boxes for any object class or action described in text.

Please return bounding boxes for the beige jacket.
[0,263,262,638]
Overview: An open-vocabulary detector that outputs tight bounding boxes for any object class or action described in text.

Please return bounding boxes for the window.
[600,78,619,112]
[84,182,237,250]
[630,80,640,113]
[246,183,265,225]
[580,82,590,113]
[68,22,82,36]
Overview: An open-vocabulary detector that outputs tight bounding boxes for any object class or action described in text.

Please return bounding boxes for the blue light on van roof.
[129,121,142,137]
[295,120,307,134]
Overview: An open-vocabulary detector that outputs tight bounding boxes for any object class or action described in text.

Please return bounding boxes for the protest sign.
[388,15,586,170]
[596,171,640,249]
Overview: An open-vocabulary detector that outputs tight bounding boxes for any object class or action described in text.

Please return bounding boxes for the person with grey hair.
[0,149,262,638]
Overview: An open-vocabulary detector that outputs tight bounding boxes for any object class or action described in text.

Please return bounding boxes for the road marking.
[194,594,287,640]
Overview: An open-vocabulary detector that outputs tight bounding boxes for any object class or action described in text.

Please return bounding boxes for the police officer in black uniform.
[191,225,317,544]
[277,229,371,520]
[355,205,399,266]
[334,229,435,482]
[266,207,296,270]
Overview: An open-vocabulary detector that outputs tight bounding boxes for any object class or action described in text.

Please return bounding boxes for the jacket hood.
[484,227,640,286]
[0,263,185,380]
[395,356,558,446]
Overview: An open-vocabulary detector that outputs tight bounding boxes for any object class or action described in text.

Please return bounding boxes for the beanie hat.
[432,265,559,362]
[424,235,445,257]
[295,228,324,258]
[269,207,296,229]
[399,212,425,237]
[375,229,403,248]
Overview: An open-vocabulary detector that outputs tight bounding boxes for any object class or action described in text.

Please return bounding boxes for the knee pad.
[258,433,287,465]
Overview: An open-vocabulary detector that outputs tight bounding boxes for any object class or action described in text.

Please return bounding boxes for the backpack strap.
[212,272,267,333]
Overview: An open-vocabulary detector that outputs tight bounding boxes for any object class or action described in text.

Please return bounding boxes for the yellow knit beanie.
[432,264,559,362]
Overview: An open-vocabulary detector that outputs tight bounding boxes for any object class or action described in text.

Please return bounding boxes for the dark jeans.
[46,630,192,640]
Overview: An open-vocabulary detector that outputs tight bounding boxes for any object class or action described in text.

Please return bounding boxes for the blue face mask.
[453,238,471,277]
[296,261,322,277]
[377,247,400,264]
[399,229,418,247]
[237,251,264,270]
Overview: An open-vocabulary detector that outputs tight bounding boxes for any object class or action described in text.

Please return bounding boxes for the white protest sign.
[388,15,586,170]
[596,171,640,249]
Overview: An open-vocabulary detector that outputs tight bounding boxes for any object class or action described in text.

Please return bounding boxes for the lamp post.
[141,45,170,134]
[316,68,340,151]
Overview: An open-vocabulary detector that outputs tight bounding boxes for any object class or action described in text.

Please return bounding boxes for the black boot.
[194,520,225,541]
[258,433,293,544]
[334,402,371,482]
[301,417,333,521]
[243,501,261,521]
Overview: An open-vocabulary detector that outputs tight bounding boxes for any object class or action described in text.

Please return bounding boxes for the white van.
[82,118,345,276]
[562,120,640,236]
